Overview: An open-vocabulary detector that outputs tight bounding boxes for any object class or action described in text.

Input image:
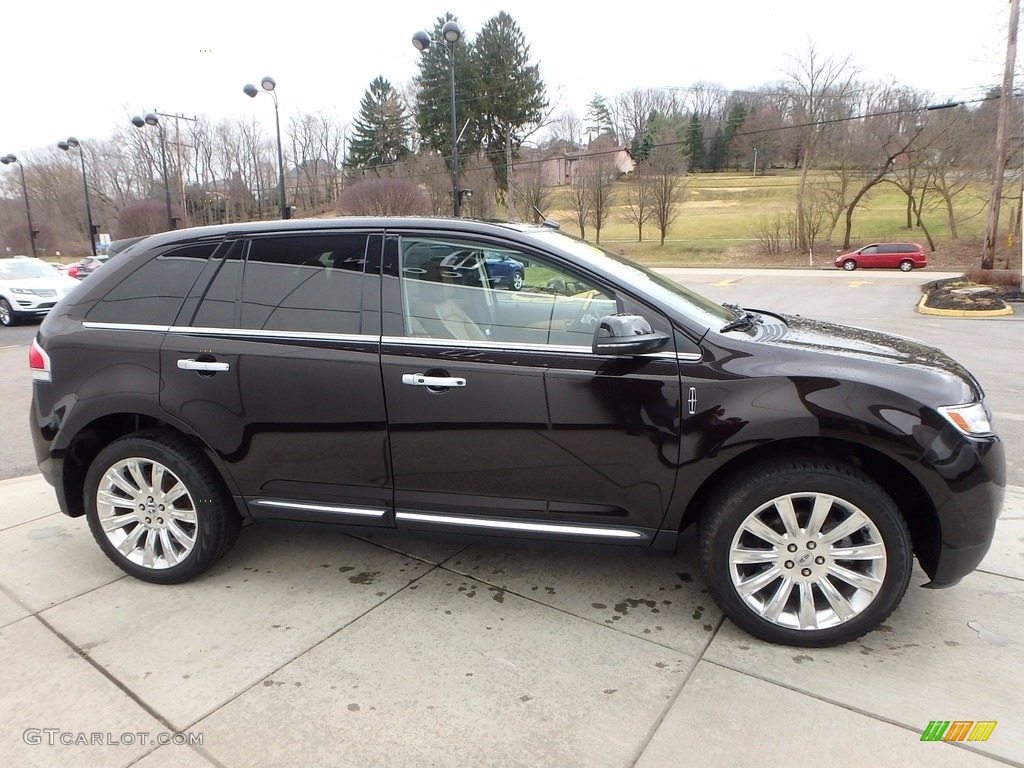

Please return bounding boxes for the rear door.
[160,230,394,527]
[379,231,683,546]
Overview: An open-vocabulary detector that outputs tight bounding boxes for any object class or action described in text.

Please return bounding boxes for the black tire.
[0,298,17,327]
[899,260,914,272]
[84,431,241,584]
[510,270,524,291]
[698,455,912,647]
[841,260,857,271]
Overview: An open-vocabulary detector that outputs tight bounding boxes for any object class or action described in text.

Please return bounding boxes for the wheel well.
[680,438,940,578]
[60,414,207,518]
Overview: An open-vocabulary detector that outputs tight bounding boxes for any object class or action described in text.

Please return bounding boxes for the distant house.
[513,139,634,187]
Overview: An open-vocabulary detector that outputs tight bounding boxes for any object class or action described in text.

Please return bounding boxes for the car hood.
[752,313,983,401]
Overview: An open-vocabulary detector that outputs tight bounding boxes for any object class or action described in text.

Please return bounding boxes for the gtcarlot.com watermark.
[23,729,203,747]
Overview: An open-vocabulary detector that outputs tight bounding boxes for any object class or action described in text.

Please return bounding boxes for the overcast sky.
[0,0,1017,157]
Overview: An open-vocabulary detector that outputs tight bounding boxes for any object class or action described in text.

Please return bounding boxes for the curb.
[915,295,1015,317]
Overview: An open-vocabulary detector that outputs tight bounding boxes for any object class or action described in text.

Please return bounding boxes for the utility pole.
[982,0,1019,270]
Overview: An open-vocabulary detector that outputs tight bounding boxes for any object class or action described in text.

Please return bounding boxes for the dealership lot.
[1,269,1021,767]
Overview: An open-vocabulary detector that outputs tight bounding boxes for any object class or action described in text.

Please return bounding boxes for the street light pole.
[413,21,464,217]
[130,113,176,230]
[58,138,97,256]
[244,77,289,219]
[1,154,38,256]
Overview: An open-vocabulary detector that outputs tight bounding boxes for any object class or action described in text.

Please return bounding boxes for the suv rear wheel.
[84,431,241,583]
[899,260,914,272]
[698,456,912,647]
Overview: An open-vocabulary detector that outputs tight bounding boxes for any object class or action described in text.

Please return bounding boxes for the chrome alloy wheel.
[728,492,887,631]
[96,458,199,569]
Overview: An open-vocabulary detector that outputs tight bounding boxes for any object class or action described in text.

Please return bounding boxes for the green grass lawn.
[542,170,1020,270]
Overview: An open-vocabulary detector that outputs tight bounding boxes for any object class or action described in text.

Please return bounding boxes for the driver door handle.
[402,373,467,388]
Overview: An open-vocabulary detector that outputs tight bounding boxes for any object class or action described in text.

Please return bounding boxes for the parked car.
[834,243,927,271]
[68,254,108,280]
[0,257,80,326]
[29,218,1003,647]
[482,249,526,290]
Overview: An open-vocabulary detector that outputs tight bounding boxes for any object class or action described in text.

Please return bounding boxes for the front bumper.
[920,430,1005,586]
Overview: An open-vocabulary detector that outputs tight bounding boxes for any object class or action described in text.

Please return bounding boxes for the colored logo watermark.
[921,721,997,742]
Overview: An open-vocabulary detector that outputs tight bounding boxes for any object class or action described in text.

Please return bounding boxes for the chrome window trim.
[253,499,387,518]
[382,335,701,361]
[80,323,701,361]
[395,511,644,539]
[83,321,172,333]
[170,326,372,344]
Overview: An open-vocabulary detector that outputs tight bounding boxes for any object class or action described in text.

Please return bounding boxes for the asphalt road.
[3,268,1020,486]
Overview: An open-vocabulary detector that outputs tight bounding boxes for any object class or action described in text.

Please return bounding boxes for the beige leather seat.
[415,298,487,341]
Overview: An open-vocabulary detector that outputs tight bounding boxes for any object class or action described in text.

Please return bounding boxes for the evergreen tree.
[347,76,412,169]
[413,14,481,173]
[472,12,547,192]
[586,95,615,142]
[629,110,659,162]
[684,114,706,172]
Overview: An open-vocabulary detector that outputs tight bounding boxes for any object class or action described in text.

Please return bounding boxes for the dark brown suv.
[29,218,1003,647]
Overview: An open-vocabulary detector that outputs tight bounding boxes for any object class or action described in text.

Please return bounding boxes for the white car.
[0,258,81,327]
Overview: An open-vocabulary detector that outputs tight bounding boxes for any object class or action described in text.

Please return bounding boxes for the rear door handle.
[402,373,466,388]
[177,358,230,372]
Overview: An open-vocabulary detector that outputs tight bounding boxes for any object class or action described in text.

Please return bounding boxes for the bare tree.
[648,135,687,246]
[923,106,986,239]
[839,86,929,248]
[566,155,591,238]
[404,153,451,215]
[586,142,619,244]
[336,178,430,216]
[547,109,583,149]
[784,42,860,251]
[512,157,554,222]
[622,162,656,241]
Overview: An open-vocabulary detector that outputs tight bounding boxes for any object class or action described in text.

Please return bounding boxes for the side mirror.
[592,314,670,356]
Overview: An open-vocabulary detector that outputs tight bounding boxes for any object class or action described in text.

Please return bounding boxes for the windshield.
[0,259,60,280]
[527,230,734,328]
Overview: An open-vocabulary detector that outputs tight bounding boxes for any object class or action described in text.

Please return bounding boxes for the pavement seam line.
[699,657,1024,768]
[432,559,703,656]
[175,558,447,733]
[627,614,728,768]
[27,612,232,768]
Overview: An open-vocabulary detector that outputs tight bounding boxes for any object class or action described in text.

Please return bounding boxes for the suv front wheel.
[698,456,912,647]
[0,298,17,327]
[84,431,241,584]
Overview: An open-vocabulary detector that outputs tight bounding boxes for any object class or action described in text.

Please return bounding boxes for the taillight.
[29,339,51,382]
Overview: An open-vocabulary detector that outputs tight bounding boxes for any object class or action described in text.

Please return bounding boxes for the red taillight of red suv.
[29,339,51,382]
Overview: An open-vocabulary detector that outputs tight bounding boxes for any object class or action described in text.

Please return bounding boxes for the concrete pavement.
[0,473,1022,767]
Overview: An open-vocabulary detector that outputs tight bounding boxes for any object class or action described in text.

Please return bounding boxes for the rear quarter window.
[84,242,217,325]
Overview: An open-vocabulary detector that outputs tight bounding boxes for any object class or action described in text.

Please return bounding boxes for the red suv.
[834,243,927,271]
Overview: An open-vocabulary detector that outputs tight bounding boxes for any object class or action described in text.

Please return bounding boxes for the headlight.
[10,287,34,295]
[938,403,994,436]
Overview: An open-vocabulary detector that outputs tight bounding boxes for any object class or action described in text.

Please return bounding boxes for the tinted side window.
[860,246,878,255]
[399,236,617,346]
[191,241,244,328]
[85,242,216,325]
[240,234,367,334]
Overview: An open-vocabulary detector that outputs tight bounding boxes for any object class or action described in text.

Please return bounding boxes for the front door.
[379,232,683,546]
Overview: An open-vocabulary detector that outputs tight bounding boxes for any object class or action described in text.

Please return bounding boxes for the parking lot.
[1,269,1021,767]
